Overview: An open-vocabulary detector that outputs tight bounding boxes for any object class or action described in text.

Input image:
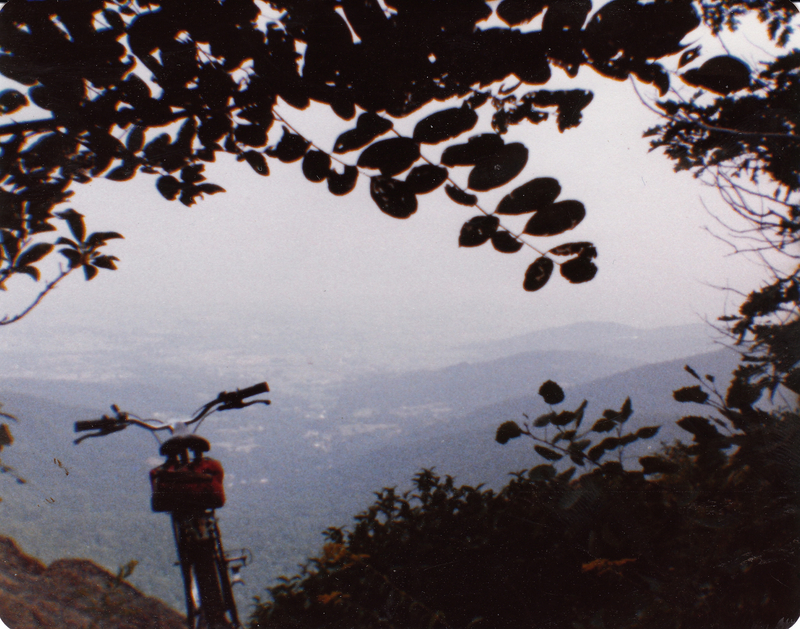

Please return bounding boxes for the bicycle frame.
[74,382,271,629]
[172,509,238,628]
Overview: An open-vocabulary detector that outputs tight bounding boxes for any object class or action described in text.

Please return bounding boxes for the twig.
[0,267,72,326]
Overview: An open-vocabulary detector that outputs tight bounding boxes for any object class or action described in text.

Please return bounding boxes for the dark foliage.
[3,0,788,321]
[250,370,800,629]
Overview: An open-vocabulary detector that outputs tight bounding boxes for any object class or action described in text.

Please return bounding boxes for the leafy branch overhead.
[0,0,787,319]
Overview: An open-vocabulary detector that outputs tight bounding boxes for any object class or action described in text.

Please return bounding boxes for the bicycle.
[74,382,271,629]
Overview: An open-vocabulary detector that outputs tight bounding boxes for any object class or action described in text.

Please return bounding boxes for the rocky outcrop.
[0,536,185,629]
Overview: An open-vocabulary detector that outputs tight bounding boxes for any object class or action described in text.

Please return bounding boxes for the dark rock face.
[0,536,185,629]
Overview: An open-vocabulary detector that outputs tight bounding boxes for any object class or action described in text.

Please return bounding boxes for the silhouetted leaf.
[523,256,553,291]
[83,265,99,281]
[370,177,417,219]
[445,185,477,206]
[556,467,576,482]
[266,128,309,162]
[560,256,598,283]
[524,200,585,236]
[126,127,145,153]
[491,230,523,253]
[144,133,171,161]
[405,165,448,194]
[468,143,528,191]
[543,0,591,33]
[597,436,620,452]
[85,232,123,248]
[572,439,591,452]
[56,209,86,242]
[619,398,632,422]
[156,175,182,200]
[106,162,138,181]
[16,266,39,281]
[496,0,546,26]
[181,165,205,184]
[539,380,565,405]
[495,421,523,444]
[238,151,266,176]
[333,113,393,153]
[586,444,604,462]
[679,46,701,68]
[327,166,359,195]
[681,56,751,95]
[358,138,420,177]
[591,418,616,433]
[496,178,561,215]
[459,215,499,247]
[0,90,28,114]
[673,386,709,404]
[636,426,660,439]
[552,410,576,426]
[413,107,478,144]
[56,248,77,270]
[549,242,596,258]
[725,378,761,409]
[441,134,505,167]
[684,365,701,380]
[634,62,670,96]
[91,255,118,270]
[534,445,563,461]
[639,455,680,475]
[235,124,269,147]
[196,183,226,195]
[574,399,588,428]
[16,243,52,267]
[120,74,151,105]
[570,452,586,466]
[302,150,331,183]
[179,187,199,206]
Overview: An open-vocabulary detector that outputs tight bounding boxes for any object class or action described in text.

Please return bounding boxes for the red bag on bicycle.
[150,457,225,512]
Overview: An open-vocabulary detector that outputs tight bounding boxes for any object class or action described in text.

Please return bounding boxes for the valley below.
[0,320,737,616]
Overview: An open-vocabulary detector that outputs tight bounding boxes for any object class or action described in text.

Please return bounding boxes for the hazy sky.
[1,5,794,367]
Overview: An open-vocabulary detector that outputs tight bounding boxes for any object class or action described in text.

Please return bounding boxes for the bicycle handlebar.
[227,382,269,400]
[75,417,120,432]
[73,381,270,443]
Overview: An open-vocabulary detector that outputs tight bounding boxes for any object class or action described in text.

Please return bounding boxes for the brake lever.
[216,398,271,412]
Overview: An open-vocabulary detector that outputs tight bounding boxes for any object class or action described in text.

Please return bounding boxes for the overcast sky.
[1,6,795,370]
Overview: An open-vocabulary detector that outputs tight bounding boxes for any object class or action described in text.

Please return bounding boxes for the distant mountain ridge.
[458,321,720,363]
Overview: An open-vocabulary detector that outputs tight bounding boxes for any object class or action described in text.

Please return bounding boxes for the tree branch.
[678,115,799,142]
[0,267,72,326]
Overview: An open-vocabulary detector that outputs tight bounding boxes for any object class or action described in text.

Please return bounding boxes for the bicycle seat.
[160,435,211,457]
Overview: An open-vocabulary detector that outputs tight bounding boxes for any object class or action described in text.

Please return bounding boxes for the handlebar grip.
[235,382,270,399]
[74,418,119,432]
